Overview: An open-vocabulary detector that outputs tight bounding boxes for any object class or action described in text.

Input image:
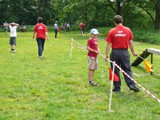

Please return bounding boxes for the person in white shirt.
[9,22,19,52]
[54,21,58,38]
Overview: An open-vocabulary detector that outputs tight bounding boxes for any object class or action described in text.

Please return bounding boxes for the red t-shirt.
[106,25,133,49]
[79,23,85,28]
[34,23,47,39]
[87,38,98,58]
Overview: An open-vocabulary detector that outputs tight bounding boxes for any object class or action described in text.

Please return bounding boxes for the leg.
[88,69,94,81]
[36,38,43,57]
[120,50,139,92]
[10,37,16,52]
[41,39,45,54]
[110,50,121,91]
[88,57,98,86]
[55,29,58,38]
[120,50,135,87]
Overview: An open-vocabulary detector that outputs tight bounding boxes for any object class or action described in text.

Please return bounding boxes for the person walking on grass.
[33,17,49,58]
[9,22,19,53]
[54,21,58,38]
[87,29,100,86]
[105,15,139,92]
[3,21,9,35]
[79,22,85,36]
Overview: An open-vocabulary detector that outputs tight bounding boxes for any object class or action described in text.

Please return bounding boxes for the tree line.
[0,0,160,31]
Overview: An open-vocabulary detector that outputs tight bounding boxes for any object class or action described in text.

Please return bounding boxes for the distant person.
[66,22,70,31]
[3,21,9,35]
[79,22,85,36]
[64,22,67,30]
[33,17,49,58]
[60,23,65,30]
[20,23,26,32]
[105,15,140,92]
[87,29,100,86]
[54,21,58,38]
[9,22,19,52]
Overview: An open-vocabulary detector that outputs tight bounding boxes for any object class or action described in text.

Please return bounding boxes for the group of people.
[53,21,85,38]
[53,21,71,38]
[87,15,140,92]
[4,15,140,92]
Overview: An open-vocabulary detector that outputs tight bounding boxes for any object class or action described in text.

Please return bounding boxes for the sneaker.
[89,81,97,86]
[129,84,140,92]
[11,50,16,53]
[39,56,43,59]
[112,88,121,92]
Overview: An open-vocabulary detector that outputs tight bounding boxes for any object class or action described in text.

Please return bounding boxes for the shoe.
[112,88,120,92]
[129,84,140,92]
[11,50,16,53]
[39,56,43,59]
[89,81,97,86]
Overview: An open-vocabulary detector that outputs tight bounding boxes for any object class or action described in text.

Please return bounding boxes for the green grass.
[0,31,160,120]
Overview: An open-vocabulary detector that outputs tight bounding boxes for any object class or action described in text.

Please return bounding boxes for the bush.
[133,29,160,45]
[99,27,160,45]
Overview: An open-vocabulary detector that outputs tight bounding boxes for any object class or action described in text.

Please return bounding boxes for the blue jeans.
[36,38,45,57]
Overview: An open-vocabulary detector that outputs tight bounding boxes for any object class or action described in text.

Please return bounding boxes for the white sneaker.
[11,50,16,53]
[39,56,43,59]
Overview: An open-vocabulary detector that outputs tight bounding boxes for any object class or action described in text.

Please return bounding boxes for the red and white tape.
[71,39,160,103]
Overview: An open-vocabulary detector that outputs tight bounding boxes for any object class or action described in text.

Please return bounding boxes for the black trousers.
[110,49,135,90]
[55,29,58,38]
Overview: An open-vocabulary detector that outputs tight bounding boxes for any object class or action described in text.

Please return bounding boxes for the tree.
[131,0,160,31]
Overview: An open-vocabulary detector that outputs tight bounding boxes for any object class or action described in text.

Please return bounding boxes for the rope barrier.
[70,38,160,103]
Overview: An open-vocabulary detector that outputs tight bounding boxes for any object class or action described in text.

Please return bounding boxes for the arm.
[105,42,112,61]
[129,40,137,56]
[45,32,49,41]
[33,31,36,39]
[87,46,100,54]
[15,23,19,27]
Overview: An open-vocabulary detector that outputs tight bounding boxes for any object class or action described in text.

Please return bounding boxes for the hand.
[95,50,100,54]
[133,52,138,56]
[105,56,109,62]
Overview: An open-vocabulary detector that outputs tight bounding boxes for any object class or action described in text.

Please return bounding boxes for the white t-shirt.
[9,26,17,37]
[54,23,58,29]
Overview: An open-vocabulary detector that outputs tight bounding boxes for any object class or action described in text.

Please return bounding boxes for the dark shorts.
[10,37,16,45]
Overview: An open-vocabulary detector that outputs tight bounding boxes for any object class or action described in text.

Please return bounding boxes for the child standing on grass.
[87,29,100,86]
[9,22,19,53]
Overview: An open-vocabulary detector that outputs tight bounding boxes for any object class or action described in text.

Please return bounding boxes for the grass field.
[0,31,160,120]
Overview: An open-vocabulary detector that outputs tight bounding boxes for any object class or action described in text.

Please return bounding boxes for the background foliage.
[0,0,160,31]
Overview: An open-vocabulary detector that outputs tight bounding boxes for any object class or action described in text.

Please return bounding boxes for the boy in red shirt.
[87,29,100,86]
[33,17,49,58]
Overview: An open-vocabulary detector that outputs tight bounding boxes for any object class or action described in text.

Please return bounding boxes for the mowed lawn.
[0,31,160,120]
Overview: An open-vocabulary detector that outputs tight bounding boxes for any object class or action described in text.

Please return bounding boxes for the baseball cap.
[90,29,99,34]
